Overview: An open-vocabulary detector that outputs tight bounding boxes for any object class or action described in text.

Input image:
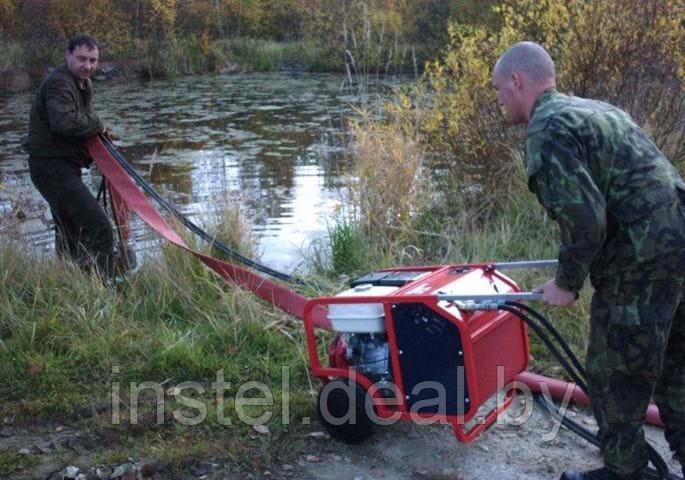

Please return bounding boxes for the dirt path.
[298,398,678,480]
[2,397,679,480]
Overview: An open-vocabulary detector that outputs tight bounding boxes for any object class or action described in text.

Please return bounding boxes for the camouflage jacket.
[524,89,685,292]
[25,64,103,166]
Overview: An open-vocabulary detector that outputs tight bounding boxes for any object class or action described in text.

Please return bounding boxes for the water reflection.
[0,72,403,271]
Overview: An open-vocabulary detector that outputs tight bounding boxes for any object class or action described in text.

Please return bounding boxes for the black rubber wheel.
[316,378,375,444]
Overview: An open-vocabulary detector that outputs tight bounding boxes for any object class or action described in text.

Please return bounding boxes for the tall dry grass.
[202,193,258,262]
[346,112,428,247]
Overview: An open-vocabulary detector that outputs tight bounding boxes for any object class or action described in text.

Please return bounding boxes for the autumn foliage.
[382,0,685,218]
[0,0,489,75]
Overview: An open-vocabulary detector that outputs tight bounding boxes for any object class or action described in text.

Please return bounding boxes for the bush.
[348,114,427,242]
[386,0,685,217]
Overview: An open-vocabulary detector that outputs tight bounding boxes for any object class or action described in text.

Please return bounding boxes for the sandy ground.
[2,395,680,480]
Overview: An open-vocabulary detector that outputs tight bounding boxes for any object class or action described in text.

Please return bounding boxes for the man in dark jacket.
[26,34,113,278]
[492,41,685,479]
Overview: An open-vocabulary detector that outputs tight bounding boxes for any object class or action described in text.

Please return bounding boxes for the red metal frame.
[303,264,530,443]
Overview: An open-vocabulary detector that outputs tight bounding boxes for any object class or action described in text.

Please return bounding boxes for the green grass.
[136,37,344,78]
[142,35,407,76]
[0,198,320,435]
[0,235,325,475]
[327,218,371,275]
[0,239,314,418]
[0,451,39,477]
[220,37,287,71]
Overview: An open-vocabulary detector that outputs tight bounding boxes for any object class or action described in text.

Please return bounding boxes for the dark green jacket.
[25,64,103,166]
[524,89,685,292]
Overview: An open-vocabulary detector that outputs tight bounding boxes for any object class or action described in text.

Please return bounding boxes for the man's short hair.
[67,34,99,53]
[496,41,555,83]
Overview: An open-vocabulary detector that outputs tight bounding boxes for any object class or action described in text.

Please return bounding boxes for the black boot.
[559,467,640,480]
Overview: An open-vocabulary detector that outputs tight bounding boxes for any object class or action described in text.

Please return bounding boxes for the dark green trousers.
[586,274,685,475]
[29,156,114,278]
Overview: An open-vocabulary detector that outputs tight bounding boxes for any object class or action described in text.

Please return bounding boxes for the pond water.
[0,72,405,272]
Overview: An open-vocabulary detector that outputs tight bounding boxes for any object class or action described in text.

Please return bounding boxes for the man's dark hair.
[67,34,99,53]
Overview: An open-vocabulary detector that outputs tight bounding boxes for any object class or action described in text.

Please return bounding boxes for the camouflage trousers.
[586,274,685,476]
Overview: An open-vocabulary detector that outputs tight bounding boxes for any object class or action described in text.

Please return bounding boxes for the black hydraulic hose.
[499,305,588,392]
[96,176,108,210]
[534,395,679,480]
[534,393,599,446]
[507,301,587,380]
[507,306,671,478]
[99,136,308,286]
[502,304,677,479]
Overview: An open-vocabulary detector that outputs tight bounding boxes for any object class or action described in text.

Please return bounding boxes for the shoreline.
[1,59,166,94]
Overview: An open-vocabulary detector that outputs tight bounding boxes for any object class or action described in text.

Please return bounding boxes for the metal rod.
[437,293,544,302]
[490,260,558,270]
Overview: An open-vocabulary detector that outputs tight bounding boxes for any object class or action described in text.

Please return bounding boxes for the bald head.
[494,41,556,84]
[492,42,557,125]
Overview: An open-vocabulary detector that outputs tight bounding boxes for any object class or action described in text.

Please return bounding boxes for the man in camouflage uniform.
[492,41,685,480]
[25,34,113,278]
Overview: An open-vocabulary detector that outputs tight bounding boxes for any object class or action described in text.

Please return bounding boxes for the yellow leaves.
[387,0,684,206]
[0,0,14,16]
[151,0,178,43]
[418,20,495,150]
[201,29,212,57]
[45,0,132,56]
[372,5,403,35]
[48,0,84,38]
[560,0,683,94]
[0,0,19,37]
[541,1,570,48]
[657,1,685,82]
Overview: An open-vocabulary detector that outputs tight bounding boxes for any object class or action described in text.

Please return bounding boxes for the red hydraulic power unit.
[302,264,530,444]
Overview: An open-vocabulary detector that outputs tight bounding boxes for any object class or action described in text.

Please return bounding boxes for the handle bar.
[437,292,543,310]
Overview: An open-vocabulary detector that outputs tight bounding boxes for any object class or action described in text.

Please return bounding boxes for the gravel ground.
[2,395,680,480]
